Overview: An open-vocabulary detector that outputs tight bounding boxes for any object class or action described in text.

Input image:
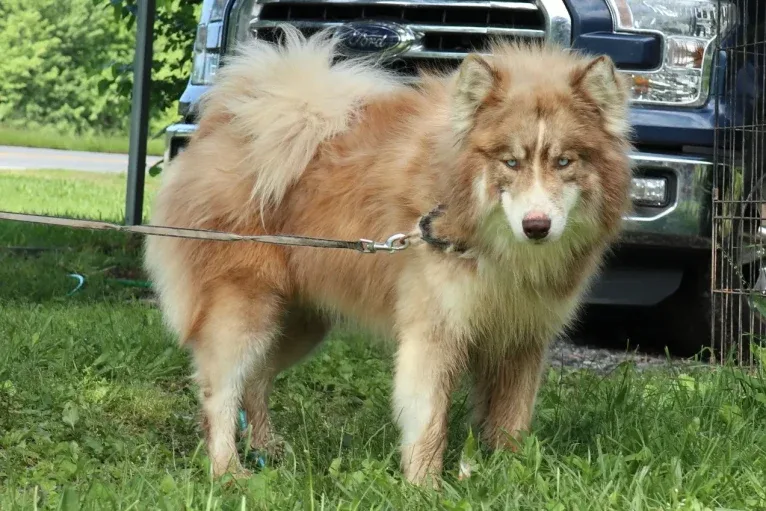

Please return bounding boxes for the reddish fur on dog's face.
[449,46,632,246]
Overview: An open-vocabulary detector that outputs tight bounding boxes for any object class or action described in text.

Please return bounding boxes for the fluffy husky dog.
[144,26,632,484]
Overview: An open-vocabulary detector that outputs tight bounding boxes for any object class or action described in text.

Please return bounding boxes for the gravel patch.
[548,337,705,374]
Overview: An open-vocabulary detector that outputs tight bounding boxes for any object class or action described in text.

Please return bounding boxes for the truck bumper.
[587,152,714,307]
[622,152,713,246]
[164,123,714,307]
[164,123,197,164]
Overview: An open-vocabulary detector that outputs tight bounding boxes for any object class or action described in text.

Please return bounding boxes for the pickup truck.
[163,0,765,357]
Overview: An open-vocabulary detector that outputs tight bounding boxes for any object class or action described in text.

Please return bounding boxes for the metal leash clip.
[359,233,410,254]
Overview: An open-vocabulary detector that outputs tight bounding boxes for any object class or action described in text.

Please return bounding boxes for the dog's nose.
[522,212,551,240]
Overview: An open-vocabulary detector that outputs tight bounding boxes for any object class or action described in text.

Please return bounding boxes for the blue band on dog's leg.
[238,409,247,432]
[248,452,267,469]
[238,409,267,469]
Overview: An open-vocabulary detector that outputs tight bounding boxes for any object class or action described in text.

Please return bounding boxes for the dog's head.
[449,44,632,245]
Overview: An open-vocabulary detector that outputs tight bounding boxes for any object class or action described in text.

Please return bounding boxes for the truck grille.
[250,0,553,76]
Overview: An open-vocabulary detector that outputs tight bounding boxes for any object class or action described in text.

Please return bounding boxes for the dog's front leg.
[472,342,548,450]
[393,324,464,486]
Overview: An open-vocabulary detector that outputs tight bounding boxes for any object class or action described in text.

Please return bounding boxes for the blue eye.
[506,159,518,168]
[558,157,571,168]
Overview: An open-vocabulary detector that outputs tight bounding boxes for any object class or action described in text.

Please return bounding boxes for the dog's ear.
[452,54,498,138]
[571,55,630,138]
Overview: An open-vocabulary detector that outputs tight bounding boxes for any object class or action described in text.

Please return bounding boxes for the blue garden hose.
[66,274,85,296]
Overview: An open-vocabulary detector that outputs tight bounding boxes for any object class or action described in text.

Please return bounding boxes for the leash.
[0,211,411,254]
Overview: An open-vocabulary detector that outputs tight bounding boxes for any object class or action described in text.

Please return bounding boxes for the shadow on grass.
[0,222,149,304]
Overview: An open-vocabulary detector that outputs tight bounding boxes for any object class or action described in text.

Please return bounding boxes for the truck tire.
[618,251,762,363]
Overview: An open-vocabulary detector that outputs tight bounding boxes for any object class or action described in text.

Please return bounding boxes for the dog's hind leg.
[471,342,548,450]
[241,307,329,458]
[393,322,466,486]
[190,285,284,477]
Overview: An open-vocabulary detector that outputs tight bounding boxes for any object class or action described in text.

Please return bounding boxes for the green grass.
[0,125,164,156]
[0,169,160,222]
[1,171,766,510]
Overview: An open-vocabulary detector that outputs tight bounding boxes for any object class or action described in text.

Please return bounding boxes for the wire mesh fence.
[712,0,766,364]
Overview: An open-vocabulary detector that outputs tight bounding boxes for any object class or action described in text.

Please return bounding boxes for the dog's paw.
[246,433,288,468]
[219,467,254,489]
[458,458,475,481]
[261,433,287,460]
[232,467,254,479]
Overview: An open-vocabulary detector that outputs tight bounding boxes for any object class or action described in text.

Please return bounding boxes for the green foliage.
[100,0,203,129]
[0,0,201,137]
[0,0,134,134]
[0,169,159,222]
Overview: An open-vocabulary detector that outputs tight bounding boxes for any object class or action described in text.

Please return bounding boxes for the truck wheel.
[622,258,715,359]
[573,261,715,360]
[624,250,763,363]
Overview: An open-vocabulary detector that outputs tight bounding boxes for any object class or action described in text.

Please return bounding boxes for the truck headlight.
[190,0,227,86]
[631,177,668,207]
[604,0,736,107]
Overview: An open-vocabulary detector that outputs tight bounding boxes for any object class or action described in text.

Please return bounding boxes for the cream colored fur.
[199,25,402,209]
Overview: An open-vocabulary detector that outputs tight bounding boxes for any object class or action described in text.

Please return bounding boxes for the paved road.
[0,145,162,173]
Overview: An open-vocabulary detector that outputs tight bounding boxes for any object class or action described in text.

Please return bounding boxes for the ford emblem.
[335,21,418,57]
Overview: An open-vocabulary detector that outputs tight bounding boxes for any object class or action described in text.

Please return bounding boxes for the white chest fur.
[400,244,587,348]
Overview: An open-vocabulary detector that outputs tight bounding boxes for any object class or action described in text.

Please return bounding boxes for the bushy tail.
[198,25,401,208]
